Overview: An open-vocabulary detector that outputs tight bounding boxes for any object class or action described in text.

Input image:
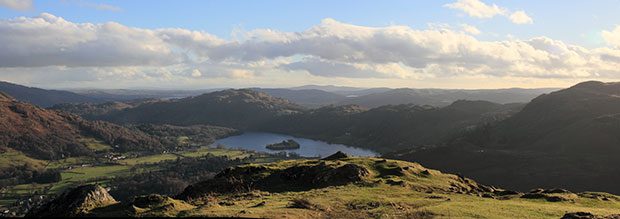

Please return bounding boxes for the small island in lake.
[266,139,301,150]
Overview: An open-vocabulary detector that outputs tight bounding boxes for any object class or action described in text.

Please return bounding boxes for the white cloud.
[0,0,32,10]
[445,0,533,24]
[444,0,505,18]
[2,14,620,88]
[509,11,533,24]
[461,24,481,35]
[602,26,620,48]
[191,69,202,77]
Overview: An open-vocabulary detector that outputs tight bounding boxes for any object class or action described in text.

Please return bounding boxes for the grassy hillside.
[82,156,620,218]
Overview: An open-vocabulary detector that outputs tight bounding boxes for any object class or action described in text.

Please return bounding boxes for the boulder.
[26,184,117,217]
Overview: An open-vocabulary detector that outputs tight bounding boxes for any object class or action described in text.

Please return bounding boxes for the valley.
[1,80,619,218]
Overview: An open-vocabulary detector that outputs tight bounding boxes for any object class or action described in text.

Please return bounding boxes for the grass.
[119,154,181,165]
[79,137,113,152]
[45,156,97,169]
[0,148,46,170]
[177,184,620,218]
[157,158,620,218]
[179,147,251,159]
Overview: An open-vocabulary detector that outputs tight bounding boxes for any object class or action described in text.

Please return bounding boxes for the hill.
[33,155,620,218]
[0,81,99,107]
[387,81,620,194]
[70,88,221,102]
[0,92,166,160]
[338,87,557,108]
[103,89,304,129]
[251,88,345,108]
[259,100,522,153]
[49,99,160,120]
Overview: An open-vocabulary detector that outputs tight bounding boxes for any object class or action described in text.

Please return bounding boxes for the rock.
[251,201,266,207]
[561,212,620,219]
[529,188,545,193]
[132,194,167,208]
[26,184,117,217]
[178,161,370,200]
[562,212,596,219]
[322,151,349,160]
[543,188,571,194]
[493,190,520,196]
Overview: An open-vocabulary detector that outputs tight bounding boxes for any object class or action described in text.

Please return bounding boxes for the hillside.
[338,88,557,108]
[252,88,345,108]
[32,155,620,218]
[259,100,522,152]
[103,89,304,129]
[0,92,166,160]
[0,81,98,107]
[49,99,160,120]
[387,81,620,194]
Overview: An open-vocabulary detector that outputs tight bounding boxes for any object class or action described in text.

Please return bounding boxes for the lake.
[213,132,379,158]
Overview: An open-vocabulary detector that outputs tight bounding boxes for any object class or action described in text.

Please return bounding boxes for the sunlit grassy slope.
[92,157,620,218]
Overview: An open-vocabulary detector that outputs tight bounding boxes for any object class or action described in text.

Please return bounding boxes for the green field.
[79,137,113,152]
[0,148,46,170]
[0,146,262,208]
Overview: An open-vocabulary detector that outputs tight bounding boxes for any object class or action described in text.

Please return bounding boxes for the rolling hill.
[251,88,346,108]
[259,100,523,153]
[0,92,166,160]
[0,81,99,107]
[387,81,620,194]
[103,89,304,129]
[338,87,557,108]
[29,155,620,218]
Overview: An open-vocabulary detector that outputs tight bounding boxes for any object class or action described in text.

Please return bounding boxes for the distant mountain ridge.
[103,89,304,129]
[259,100,522,152]
[388,81,620,194]
[0,81,99,107]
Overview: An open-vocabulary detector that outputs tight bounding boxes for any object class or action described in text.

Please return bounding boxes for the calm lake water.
[213,132,379,158]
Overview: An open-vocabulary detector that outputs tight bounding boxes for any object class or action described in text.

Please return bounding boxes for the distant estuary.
[213,132,378,158]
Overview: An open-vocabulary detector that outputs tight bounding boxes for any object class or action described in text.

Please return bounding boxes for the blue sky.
[1,0,620,89]
[1,0,617,46]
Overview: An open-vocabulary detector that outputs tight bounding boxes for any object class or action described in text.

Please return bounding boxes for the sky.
[1,0,620,89]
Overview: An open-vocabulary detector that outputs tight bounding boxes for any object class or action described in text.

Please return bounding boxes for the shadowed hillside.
[259,100,523,152]
[388,81,620,194]
[103,89,304,129]
[0,92,166,160]
[0,81,99,107]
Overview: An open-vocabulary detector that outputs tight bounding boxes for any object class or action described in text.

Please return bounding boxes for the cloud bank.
[1,13,620,87]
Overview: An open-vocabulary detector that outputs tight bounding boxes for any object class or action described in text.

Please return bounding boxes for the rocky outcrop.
[26,184,117,217]
[322,151,349,160]
[561,212,620,219]
[177,160,370,200]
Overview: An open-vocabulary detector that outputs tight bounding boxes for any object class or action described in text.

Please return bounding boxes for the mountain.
[49,99,160,120]
[71,88,223,102]
[387,81,620,193]
[33,155,620,218]
[0,81,99,107]
[251,88,345,108]
[290,85,392,97]
[338,88,557,108]
[259,100,523,153]
[0,92,166,160]
[103,89,304,129]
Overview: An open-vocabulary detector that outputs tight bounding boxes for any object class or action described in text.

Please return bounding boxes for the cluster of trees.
[0,165,60,187]
[108,154,251,201]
